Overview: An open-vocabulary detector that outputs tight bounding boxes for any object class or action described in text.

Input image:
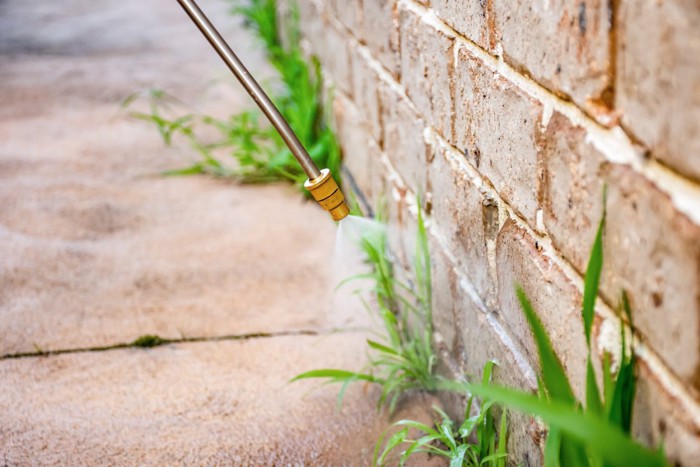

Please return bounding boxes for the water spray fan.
[176,0,350,221]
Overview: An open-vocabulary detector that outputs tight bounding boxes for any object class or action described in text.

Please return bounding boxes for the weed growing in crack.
[131,334,166,348]
[375,361,508,467]
[124,0,340,194]
[292,204,438,412]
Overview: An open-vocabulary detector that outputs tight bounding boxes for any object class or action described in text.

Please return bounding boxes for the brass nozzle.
[304,169,350,221]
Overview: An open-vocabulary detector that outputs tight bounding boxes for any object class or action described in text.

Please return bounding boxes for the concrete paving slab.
[0,334,440,465]
[0,0,358,355]
[0,0,444,464]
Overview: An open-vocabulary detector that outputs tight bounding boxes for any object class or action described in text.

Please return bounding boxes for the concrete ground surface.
[0,0,440,464]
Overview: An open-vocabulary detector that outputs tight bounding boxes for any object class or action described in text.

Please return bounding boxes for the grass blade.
[544,426,561,467]
[582,191,606,346]
[465,383,666,467]
[367,339,401,357]
[496,409,507,467]
[585,357,602,416]
[449,444,468,467]
[290,369,377,383]
[516,287,576,404]
[377,428,409,466]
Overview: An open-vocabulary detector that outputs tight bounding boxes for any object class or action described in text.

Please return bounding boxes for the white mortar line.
[400,0,700,225]
[482,307,540,388]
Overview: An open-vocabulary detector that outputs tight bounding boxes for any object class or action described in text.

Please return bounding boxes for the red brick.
[399,3,455,141]
[453,47,544,227]
[616,0,700,181]
[492,0,613,119]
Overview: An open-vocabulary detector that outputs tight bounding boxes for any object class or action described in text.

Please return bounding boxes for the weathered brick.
[345,138,387,214]
[540,111,605,274]
[399,3,455,141]
[616,0,700,181]
[496,218,590,402]
[493,0,613,119]
[430,235,465,367]
[308,17,353,97]
[428,141,491,299]
[275,0,293,50]
[602,165,700,390]
[367,139,387,204]
[456,303,544,466]
[333,95,372,199]
[385,177,418,272]
[430,239,543,465]
[378,81,429,196]
[453,46,544,227]
[540,110,700,390]
[297,0,328,62]
[361,0,401,78]
[433,0,491,51]
[328,0,363,34]
[631,361,700,465]
[494,217,700,462]
[350,46,382,144]
[335,99,384,213]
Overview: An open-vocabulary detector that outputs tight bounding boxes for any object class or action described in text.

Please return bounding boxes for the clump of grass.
[375,361,508,467]
[292,204,438,412]
[461,197,668,467]
[131,334,166,348]
[125,0,340,193]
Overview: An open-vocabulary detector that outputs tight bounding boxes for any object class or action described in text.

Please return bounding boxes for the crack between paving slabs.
[0,326,370,360]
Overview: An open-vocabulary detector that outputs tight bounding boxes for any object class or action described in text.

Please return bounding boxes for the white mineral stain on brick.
[596,318,622,372]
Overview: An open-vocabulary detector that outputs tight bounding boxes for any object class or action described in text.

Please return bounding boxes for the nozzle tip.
[304,169,350,221]
[330,201,351,221]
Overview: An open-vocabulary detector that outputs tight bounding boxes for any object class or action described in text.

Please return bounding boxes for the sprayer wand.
[175,0,350,221]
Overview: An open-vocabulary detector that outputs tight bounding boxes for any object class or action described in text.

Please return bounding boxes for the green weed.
[125,0,340,193]
[292,204,438,412]
[375,361,508,467]
[131,334,166,348]
[461,198,667,467]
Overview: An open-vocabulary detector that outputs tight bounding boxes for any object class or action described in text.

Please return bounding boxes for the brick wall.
[280,0,700,463]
